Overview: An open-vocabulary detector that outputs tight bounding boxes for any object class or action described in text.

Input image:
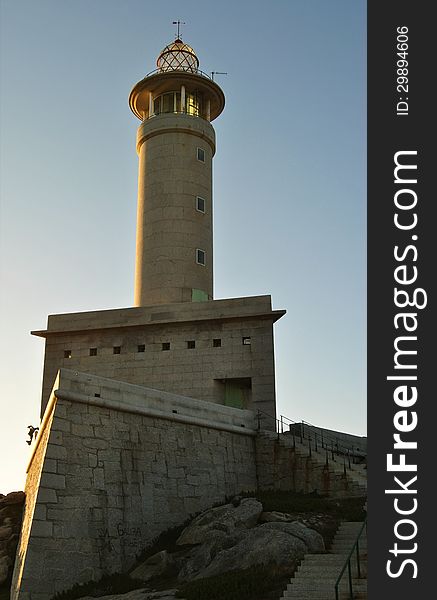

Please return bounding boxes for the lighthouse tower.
[34,35,284,422]
[129,38,225,306]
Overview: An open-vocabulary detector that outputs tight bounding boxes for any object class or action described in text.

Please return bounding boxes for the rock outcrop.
[176,497,263,546]
[0,491,25,586]
[132,498,325,585]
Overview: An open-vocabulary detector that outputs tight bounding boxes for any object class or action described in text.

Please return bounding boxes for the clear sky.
[0,0,366,493]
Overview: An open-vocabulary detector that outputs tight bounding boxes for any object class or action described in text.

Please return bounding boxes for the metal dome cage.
[157,39,200,73]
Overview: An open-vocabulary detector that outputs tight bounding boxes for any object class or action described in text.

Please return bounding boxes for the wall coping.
[31,295,286,338]
[27,369,257,472]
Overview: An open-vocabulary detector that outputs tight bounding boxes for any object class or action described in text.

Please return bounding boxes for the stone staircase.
[282,521,367,599]
[288,434,367,497]
[259,430,367,497]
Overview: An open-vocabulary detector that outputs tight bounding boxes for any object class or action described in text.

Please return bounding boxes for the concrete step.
[282,592,367,600]
[303,555,355,562]
[282,586,367,600]
[296,564,367,577]
[288,578,367,588]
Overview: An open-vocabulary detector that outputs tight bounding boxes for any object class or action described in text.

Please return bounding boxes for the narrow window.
[113,346,121,355]
[162,342,170,351]
[196,196,205,213]
[196,249,206,266]
[213,338,222,348]
[197,147,205,162]
[153,97,161,115]
[64,350,72,359]
[242,337,251,346]
[187,340,196,349]
[89,348,97,356]
[137,344,145,353]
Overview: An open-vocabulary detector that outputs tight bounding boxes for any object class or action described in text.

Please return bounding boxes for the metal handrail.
[144,67,214,80]
[334,519,367,600]
[301,419,366,455]
[282,416,366,458]
[257,409,367,462]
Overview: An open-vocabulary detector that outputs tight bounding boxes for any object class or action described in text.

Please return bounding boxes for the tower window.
[213,338,222,347]
[197,147,205,162]
[196,249,206,266]
[187,340,196,349]
[113,346,121,355]
[196,196,206,213]
[89,348,98,356]
[242,337,251,346]
[64,350,72,359]
[137,344,145,353]
[162,342,170,351]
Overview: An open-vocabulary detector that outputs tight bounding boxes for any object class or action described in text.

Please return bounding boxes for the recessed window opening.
[113,346,121,355]
[196,249,206,266]
[187,340,196,349]
[242,337,251,346]
[64,350,72,359]
[162,342,171,351]
[197,147,205,162]
[196,196,206,213]
[137,344,146,353]
[213,338,222,348]
[89,348,97,356]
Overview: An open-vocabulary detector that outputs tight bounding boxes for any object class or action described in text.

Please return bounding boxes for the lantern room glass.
[151,90,203,118]
[157,40,199,73]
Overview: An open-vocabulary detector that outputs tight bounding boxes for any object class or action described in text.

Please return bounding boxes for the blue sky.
[0,0,366,493]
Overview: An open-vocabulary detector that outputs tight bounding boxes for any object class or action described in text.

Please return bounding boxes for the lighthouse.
[129,38,225,306]
[13,32,289,600]
[33,35,284,421]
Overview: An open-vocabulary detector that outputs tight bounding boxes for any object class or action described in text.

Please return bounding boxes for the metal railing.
[144,67,214,80]
[256,409,367,474]
[334,519,367,600]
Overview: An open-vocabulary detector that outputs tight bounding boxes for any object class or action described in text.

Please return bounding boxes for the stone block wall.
[12,370,257,600]
[255,433,359,496]
[35,296,284,422]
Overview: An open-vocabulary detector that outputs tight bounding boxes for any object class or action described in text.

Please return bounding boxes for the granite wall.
[11,369,257,600]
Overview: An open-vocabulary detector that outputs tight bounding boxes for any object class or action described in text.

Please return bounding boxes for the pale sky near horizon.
[0,0,366,493]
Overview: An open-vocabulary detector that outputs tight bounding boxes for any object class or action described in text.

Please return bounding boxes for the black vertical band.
[368,1,433,596]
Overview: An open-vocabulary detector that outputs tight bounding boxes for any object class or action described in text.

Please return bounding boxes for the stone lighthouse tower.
[33,35,284,421]
[129,39,225,306]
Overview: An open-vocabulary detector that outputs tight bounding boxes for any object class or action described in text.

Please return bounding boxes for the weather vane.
[172,20,186,39]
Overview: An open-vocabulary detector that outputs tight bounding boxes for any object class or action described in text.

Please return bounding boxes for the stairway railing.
[256,409,367,476]
[334,518,367,600]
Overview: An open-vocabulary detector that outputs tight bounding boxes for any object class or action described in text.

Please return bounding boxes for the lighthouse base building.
[12,297,285,599]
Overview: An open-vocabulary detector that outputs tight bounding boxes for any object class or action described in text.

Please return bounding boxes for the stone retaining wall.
[11,370,257,600]
[255,434,359,496]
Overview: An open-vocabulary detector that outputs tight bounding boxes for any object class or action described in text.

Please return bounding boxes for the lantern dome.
[157,38,199,73]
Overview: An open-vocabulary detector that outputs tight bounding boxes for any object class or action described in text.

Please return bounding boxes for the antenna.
[172,20,186,39]
[211,71,228,81]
